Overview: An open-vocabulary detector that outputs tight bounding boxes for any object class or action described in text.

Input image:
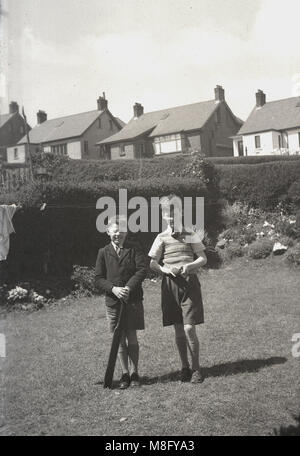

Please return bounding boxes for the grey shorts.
[105,298,145,333]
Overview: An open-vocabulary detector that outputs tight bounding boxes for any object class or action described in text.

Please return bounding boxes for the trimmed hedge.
[4,177,221,281]
[52,154,300,183]
[218,160,300,209]
[206,155,300,165]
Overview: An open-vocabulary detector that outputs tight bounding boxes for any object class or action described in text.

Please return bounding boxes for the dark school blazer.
[95,241,148,307]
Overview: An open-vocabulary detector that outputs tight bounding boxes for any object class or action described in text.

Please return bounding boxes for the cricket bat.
[103,298,125,389]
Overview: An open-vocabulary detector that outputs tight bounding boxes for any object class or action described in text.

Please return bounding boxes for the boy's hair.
[159,194,182,213]
[107,214,128,231]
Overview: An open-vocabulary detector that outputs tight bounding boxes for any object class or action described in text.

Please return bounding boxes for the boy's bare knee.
[184,324,195,337]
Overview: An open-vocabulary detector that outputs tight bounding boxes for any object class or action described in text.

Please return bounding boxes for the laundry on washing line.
[0,204,20,262]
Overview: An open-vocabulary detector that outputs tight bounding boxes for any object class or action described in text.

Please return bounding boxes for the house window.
[278,135,282,149]
[255,135,261,148]
[98,118,102,129]
[154,134,182,154]
[50,143,67,155]
[109,120,113,130]
[14,148,19,160]
[84,141,89,155]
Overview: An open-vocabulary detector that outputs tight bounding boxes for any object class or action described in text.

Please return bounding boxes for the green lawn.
[0,256,299,436]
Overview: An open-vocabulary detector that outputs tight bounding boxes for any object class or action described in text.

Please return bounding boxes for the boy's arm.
[149,259,172,275]
[148,234,172,275]
[125,248,148,292]
[181,241,207,276]
[95,249,114,293]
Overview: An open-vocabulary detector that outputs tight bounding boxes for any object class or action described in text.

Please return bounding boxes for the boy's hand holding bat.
[112,286,130,300]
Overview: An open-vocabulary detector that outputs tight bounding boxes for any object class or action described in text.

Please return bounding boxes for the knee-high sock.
[186,330,200,371]
[127,343,139,374]
[118,336,129,374]
[175,335,189,369]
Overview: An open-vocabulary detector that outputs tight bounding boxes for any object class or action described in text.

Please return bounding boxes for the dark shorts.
[105,298,145,333]
[161,274,204,327]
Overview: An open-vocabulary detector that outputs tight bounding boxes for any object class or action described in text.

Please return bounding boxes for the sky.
[1,0,300,127]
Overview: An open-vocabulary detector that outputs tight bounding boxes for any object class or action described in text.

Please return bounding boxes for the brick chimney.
[133,102,144,118]
[256,90,266,108]
[214,85,225,102]
[97,92,108,111]
[37,110,47,124]
[9,101,19,114]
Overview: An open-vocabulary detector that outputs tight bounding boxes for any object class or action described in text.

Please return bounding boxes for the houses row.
[1,86,300,166]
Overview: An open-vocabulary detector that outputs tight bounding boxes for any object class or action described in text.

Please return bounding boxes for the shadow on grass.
[96,356,287,389]
[274,414,300,436]
[202,356,287,379]
[142,356,287,386]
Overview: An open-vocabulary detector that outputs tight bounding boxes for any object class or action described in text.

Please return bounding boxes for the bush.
[220,241,244,262]
[179,154,220,197]
[285,243,300,267]
[276,235,294,247]
[288,180,300,206]
[248,239,274,259]
[71,265,97,296]
[221,201,249,228]
[275,219,298,239]
[31,150,70,174]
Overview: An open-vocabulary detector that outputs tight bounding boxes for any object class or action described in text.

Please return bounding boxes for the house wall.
[7,144,27,163]
[287,129,300,154]
[82,111,121,160]
[66,141,82,160]
[233,139,239,157]
[185,133,201,151]
[111,144,135,160]
[242,130,296,156]
[200,102,240,157]
[242,131,273,155]
[6,143,40,164]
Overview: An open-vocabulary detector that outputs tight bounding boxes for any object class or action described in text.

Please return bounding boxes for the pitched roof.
[238,96,300,135]
[18,109,113,144]
[98,100,231,144]
[114,117,126,129]
[0,113,14,129]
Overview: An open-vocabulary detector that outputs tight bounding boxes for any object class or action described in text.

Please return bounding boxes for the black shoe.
[130,372,141,387]
[190,369,204,384]
[180,367,192,382]
[119,373,130,389]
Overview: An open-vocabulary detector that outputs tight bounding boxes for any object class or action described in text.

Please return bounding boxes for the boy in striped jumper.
[148,195,207,383]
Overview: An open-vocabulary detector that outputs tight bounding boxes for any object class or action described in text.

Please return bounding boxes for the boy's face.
[162,206,182,230]
[107,223,127,246]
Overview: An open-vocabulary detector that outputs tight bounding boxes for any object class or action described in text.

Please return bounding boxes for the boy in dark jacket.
[95,216,147,389]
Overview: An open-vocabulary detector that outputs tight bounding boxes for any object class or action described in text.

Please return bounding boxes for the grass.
[0,256,299,436]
